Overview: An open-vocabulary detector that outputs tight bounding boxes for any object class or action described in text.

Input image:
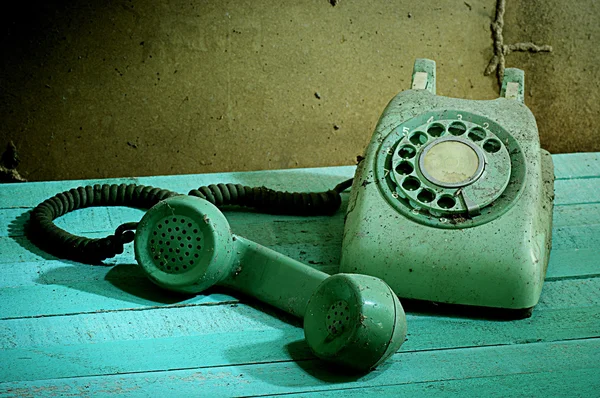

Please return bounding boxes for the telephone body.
[340,59,554,312]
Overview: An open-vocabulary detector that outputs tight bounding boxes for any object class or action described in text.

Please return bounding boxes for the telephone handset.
[28,182,407,372]
[134,195,406,371]
[341,59,554,316]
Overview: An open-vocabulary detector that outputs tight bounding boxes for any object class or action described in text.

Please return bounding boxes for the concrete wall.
[1,0,598,181]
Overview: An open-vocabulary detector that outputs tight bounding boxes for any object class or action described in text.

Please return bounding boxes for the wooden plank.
[1,305,598,382]
[553,202,600,228]
[554,177,600,206]
[546,248,600,280]
[0,303,298,349]
[274,368,599,397]
[0,234,136,265]
[551,224,600,251]
[537,277,600,310]
[0,277,598,381]
[0,268,594,319]
[1,339,598,397]
[553,152,600,180]
[1,242,598,318]
[0,283,238,320]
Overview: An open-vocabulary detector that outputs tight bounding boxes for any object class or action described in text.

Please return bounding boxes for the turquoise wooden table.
[1,153,599,397]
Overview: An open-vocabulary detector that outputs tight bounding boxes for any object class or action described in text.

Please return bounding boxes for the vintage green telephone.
[341,59,554,316]
[27,58,554,373]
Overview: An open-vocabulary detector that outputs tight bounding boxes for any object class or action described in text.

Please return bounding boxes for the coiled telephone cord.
[27,179,353,263]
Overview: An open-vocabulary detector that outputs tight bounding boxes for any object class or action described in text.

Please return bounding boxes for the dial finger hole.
[427,123,445,137]
[437,195,456,209]
[398,145,416,159]
[448,122,467,136]
[483,138,502,153]
[402,176,421,191]
[468,127,486,141]
[409,131,428,146]
[417,188,436,203]
[395,161,414,175]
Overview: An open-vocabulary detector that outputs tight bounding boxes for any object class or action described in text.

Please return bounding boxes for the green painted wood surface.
[1,339,598,397]
[0,153,599,396]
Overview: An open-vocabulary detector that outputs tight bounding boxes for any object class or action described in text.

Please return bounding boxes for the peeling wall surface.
[1,0,598,181]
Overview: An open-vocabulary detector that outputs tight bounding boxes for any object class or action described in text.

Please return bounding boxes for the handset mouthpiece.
[134,195,235,293]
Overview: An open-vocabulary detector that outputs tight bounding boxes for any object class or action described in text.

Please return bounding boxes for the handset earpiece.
[134,196,407,372]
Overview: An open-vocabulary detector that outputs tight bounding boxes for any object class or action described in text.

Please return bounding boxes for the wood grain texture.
[271,368,600,397]
[1,296,598,382]
[553,153,600,180]
[0,154,598,396]
[1,339,599,397]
